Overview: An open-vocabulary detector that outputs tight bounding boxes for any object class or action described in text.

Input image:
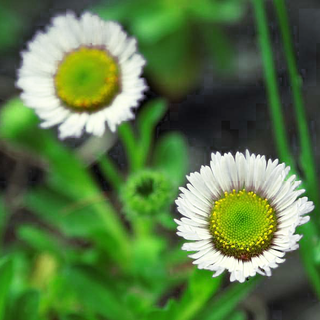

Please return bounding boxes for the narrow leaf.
[10,290,40,320]
[137,99,167,167]
[0,257,14,319]
[153,133,188,187]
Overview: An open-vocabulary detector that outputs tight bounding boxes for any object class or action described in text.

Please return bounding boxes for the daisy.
[16,12,147,139]
[175,150,314,283]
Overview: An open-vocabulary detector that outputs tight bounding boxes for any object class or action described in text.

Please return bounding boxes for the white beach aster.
[16,12,147,139]
[175,151,314,283]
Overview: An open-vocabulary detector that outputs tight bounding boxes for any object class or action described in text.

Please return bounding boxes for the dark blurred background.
[1,0,320,319]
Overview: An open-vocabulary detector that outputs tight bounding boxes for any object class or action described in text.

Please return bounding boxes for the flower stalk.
[272,0,320,215]
[252,0,320,297]
[251,0,295,171]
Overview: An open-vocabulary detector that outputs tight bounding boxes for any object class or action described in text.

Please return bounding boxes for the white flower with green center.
[175,151,314,283]
[16,12,147,139]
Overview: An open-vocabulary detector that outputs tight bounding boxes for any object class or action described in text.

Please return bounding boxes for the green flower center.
[54,46,120,111]
[209,189,277,260]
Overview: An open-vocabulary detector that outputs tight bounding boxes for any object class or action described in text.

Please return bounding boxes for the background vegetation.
[0,0,319,319]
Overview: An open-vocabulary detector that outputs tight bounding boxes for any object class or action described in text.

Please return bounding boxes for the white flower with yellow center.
[175,151,314,283]
[16,12,147,139]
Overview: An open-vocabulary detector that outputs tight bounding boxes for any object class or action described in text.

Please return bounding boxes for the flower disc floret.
[55,47,120,111]
[210,189,277,260]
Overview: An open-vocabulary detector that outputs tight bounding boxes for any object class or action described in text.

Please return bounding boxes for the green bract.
[121,170,173,216]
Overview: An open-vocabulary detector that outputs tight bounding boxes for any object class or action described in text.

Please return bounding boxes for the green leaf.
[94,0,184,43]
[124,292,153,317]
[92,0,139,23]
[63,265,133,320]
[130,4,185,44]
[0,257,14,320]
[0,98,98,199]
[156,212,177,230]
[145,269,222,320]
[0,98,39,143]
[6,251,31,297]
[17,225,62,256]
[0,99,132,268]
[200,277,259,320]
[60,315,89,320]
[118,122,141,172]
[225,310,246,320]
[98,154,124,192]
[24,188,103,238]
[188,269,220,296]
[0,5,22,51]
[141,27,200,98]
[24,187,132,270]
[202,26,235,73]
[0,198,7,250]
[132,235,166,284]
[153,133,188,187]
[137,99,167,167]
[9,290,40,320]
[189,0,246,23]
[144,299,176,320]
[137,100,167,139]
[174,270,223,320]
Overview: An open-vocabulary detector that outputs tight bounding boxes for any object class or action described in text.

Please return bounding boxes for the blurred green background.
[0,0,320,319]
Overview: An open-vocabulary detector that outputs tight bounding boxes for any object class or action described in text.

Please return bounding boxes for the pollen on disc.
[54,46,120,112]
[210,189,277,260]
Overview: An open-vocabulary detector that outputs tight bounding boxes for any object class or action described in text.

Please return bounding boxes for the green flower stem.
[251,0,295,171]
[0,199,7,252]
[131,216,153,239]
[299,223,320,298]
[272,0,320,213]
[118,122,141,172]
[272,0,320,297]
[98,153,124,192]
[253,0,320,298]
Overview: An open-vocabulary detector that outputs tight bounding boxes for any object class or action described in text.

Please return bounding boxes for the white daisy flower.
[175,150,314,283]
[16,12,147,139]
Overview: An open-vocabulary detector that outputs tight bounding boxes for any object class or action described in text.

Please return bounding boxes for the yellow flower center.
[54,46,120,111]
[210,189,277,260]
